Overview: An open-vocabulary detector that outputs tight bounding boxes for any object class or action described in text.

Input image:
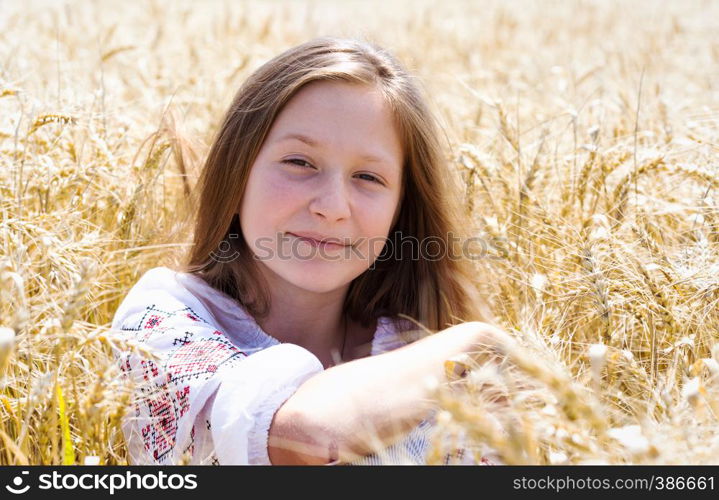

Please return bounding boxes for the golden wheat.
[1,0,718,465]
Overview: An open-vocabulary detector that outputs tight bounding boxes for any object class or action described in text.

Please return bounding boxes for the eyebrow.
[277,132,393,165]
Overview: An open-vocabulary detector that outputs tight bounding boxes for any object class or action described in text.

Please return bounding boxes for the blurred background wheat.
[1,0,718,465]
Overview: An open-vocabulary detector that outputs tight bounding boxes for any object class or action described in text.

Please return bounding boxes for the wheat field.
[1,0,718,465]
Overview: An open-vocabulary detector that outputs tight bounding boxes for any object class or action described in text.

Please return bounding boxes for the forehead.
[266,81,404,167]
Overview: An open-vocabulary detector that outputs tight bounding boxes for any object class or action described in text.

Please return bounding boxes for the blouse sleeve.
[353,316,500,465]
[111,296,323,465]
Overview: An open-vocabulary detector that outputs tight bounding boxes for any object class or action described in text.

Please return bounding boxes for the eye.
[283,159,383,184]
[355,173,382,184]
[283,158,314,169]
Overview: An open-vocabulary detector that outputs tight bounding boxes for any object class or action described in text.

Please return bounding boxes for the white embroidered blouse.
[110,266,490,465]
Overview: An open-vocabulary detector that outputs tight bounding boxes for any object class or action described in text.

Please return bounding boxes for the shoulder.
[111,266,207,330]
[371,316,428,356]
[111,266,272,350]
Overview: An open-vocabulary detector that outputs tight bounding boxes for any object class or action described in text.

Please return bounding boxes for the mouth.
[287,232,349,249]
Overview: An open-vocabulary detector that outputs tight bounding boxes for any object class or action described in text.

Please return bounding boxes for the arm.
[111,275,325,465]
[267,321,510,465]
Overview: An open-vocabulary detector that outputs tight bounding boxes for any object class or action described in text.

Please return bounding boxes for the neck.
[254,267,349,368]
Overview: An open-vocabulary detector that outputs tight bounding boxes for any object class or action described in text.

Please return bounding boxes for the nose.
[308,172,351,221]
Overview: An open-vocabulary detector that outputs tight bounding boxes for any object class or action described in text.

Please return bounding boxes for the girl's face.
[239,80,404,294]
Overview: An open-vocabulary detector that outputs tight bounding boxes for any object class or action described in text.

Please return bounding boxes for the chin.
[280,263,359,293]
[287,275,346,294]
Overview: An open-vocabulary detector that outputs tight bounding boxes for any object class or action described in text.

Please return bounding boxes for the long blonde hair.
[183,36,492,333]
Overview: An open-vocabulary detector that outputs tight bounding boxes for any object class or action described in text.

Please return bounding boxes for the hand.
[438,321,517,365]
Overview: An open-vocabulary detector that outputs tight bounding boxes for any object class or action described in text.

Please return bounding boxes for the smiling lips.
[287,232,349,249]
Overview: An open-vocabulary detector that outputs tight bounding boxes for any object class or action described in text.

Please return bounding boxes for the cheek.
[263,168,302,201]
[240,173,278,247]
[242,169,300,222]
[366,193,399,232]
[356,198,398,259]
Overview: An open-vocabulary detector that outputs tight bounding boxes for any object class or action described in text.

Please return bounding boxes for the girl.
[111,36,510,465]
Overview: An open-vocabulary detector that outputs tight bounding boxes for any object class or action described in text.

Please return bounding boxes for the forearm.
[268,322,501,464]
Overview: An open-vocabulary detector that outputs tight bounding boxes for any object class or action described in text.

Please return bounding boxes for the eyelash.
[283,159,383,185]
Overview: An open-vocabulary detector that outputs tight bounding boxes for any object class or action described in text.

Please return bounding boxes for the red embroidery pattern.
[145,315,164,328]
[146,388,176,461]
[182,424,196,458]
[176,385,190,417]
[167,339,245,381]
[116,304,250,464]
